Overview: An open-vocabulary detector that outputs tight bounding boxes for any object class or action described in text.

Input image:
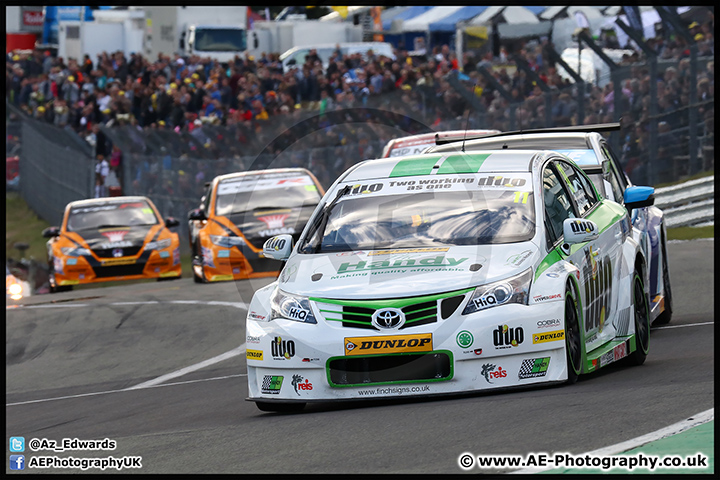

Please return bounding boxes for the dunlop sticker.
[532,330,565,344]
[344,333,433,356]
[246,349,264,361]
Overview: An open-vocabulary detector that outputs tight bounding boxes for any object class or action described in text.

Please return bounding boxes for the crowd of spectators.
[6,12,714,192]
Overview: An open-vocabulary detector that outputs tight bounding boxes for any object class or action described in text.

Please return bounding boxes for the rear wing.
[435,123,621,146]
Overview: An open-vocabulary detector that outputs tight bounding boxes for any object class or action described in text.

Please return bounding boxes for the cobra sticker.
[532,330,565,344]
[344,333,432,356]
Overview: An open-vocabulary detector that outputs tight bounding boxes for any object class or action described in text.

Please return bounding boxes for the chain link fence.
[12,102,94,227]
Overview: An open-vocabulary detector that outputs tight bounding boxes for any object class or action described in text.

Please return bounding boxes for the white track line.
[653,321,714,330]
[6,373,247,407]
[510,408,714,474]
[7,300,249,310]
[124,344,247,390]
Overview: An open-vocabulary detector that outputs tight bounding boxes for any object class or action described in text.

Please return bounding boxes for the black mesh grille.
[440,295,466,319]
[339,301,438,330]
[92,246,143,258]
[92,263,147,278]
[342,306,375,329]
[328,352,452,386]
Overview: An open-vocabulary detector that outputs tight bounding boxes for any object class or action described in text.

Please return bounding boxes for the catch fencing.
[8,101,95,227]
[11,48,714,249]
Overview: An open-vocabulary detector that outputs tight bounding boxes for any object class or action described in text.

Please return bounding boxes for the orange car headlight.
[61,247,91,256]
[210,235,246,248]
[145,238,172,251]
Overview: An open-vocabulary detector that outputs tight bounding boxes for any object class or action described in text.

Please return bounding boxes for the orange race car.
[42,196,181,292]
[187,168,324,282]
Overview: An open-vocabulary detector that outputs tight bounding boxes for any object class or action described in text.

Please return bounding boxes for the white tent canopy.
[469,6,540,26]
[401,6,465,32]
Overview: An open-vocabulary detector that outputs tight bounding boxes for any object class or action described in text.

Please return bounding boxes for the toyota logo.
[371,308,405,330]
[112,248,123,258]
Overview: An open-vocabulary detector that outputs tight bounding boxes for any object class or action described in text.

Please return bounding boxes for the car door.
[554,158,626,349]
[541,161,604,351]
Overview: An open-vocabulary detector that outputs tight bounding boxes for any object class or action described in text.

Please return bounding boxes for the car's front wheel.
[627,269,650,365]
[564,281,582,384]
[192,243,205,283]
[255,402,306,413]
[48,271,73,293]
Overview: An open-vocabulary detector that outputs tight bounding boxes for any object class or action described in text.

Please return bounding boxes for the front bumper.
[246,300,568,402]
[53,247,181,285]
[199,242,282,282]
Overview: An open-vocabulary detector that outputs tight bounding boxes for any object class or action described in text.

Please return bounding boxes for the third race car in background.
[42,196,181,292]
[381,129,500,158]
[188,168,325,283]
[427,123,673,325]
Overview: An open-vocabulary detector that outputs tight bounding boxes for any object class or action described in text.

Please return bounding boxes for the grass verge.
[5,192,51,262]
[667,225,714,241]
[655,170,714,189]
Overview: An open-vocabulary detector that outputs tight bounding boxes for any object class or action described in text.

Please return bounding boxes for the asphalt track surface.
[5,240,714,474]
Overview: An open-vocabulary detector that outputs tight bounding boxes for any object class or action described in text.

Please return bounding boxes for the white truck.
[251,20,362,61]
[142,6,270,62]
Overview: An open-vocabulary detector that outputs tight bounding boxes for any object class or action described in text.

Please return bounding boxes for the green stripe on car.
[436,154,491,174]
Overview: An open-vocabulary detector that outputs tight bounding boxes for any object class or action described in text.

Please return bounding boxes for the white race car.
[246,150,654,411]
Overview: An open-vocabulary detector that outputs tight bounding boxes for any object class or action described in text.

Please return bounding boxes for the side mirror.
[165,217,180,228]
[624,186,655,211]
[42,226,60,238]
[601,160,612,180]
[188,209,206,221]
[262,234,294,261]
[563,218,600,244]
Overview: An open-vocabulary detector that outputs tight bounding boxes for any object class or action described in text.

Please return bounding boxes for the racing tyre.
[627,270,650,366]
[49,273,73,293]
[255,402,306,413]
[564,281,582,384]
[192,260,205,283]
[653,230,673,325]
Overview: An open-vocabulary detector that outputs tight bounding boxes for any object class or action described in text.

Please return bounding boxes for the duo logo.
[583,251,613,333]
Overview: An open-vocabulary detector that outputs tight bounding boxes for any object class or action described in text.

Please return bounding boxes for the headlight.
[145,238,172,251]
[462,268,533,315]
[8,283,23,296]
[60,247,91,257]
[210,235,246,248]
[269,288,317,324]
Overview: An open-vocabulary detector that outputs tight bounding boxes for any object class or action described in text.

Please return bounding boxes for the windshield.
[194,28,246,52]
[300,176,535,253]
[215,173,321,216]
[67,200,159,231]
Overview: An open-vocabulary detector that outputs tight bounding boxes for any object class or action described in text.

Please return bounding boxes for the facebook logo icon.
[9,437,25,452]
[10,455,25,470]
